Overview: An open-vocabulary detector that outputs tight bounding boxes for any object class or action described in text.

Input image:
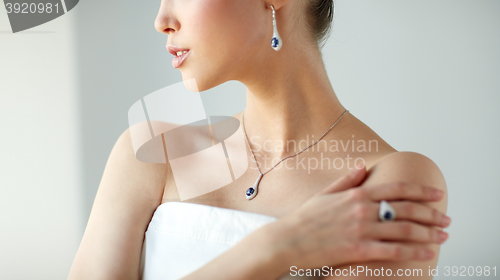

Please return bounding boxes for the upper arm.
[68,128,168,280]
[323,151,448,279]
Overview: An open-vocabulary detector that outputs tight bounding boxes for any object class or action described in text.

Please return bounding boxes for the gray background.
[1,0,499,279]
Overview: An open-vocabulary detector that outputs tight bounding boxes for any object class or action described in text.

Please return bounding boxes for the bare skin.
[162,111,398,218]
[68,0,450,279]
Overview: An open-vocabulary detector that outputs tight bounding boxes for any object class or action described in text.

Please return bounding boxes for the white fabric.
[139,202,322,280]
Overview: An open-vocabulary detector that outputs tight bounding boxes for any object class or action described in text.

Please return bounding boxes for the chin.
[181,73,224,93]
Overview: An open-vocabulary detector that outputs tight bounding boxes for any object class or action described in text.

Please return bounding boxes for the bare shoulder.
[365,151,448,195]
[322,151,449,280]
[68,127,168,279]
[112,126,169,202]
[343,113,446,192]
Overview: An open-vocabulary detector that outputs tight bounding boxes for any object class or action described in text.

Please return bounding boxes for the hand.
[269,164,451,270]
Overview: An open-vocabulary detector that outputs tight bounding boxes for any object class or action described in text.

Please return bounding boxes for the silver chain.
[241,109,349,176]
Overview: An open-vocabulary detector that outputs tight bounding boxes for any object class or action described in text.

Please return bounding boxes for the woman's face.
[155,0,270,91]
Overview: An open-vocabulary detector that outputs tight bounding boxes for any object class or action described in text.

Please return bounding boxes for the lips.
[172,50,190,68]
[167,45,191,68]
[167,45,190,56]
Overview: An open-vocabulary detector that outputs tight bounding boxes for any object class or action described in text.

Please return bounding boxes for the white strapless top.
[139,202,322,280]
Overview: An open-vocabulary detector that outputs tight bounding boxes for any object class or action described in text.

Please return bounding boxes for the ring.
[379,200,396,222]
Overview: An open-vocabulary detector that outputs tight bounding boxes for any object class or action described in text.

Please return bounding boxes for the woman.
[68,0,450,279]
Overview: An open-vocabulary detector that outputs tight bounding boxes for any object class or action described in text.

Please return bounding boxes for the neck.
[239,46,347,160]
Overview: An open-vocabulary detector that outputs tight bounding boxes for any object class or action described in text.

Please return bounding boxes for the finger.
[317,164,367,195]
[352,241,435,262]
[369,221,449,244]
[389,201,451,228]
[365,181,444,202]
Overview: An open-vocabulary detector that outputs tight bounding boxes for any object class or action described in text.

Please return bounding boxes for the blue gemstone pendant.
[246,173,263,200]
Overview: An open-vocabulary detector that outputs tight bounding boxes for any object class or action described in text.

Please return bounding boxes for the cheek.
[189,0,267,63]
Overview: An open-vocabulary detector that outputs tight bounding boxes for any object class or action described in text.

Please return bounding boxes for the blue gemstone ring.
[379,200,396,222]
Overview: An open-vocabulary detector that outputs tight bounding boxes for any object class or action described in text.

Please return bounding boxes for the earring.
[271,5,282,51]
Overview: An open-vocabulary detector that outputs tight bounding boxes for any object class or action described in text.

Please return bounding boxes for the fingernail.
[419,249,434,260]
[425,249,434,259]
[438,231,448,242]
[356,162,365,169]
[349,164,364,179]
[433,189,443,199]
[441,216,451,226]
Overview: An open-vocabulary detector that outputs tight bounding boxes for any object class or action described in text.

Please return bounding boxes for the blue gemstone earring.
[270,5,282,51]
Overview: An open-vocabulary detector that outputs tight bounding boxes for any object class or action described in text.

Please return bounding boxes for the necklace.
[241,109,349,200]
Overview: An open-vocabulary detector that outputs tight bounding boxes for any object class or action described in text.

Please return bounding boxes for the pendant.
[271,9,282,51]
[246,173,263,200]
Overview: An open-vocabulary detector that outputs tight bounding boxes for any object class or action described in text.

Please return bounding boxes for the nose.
[155,1,179,34]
